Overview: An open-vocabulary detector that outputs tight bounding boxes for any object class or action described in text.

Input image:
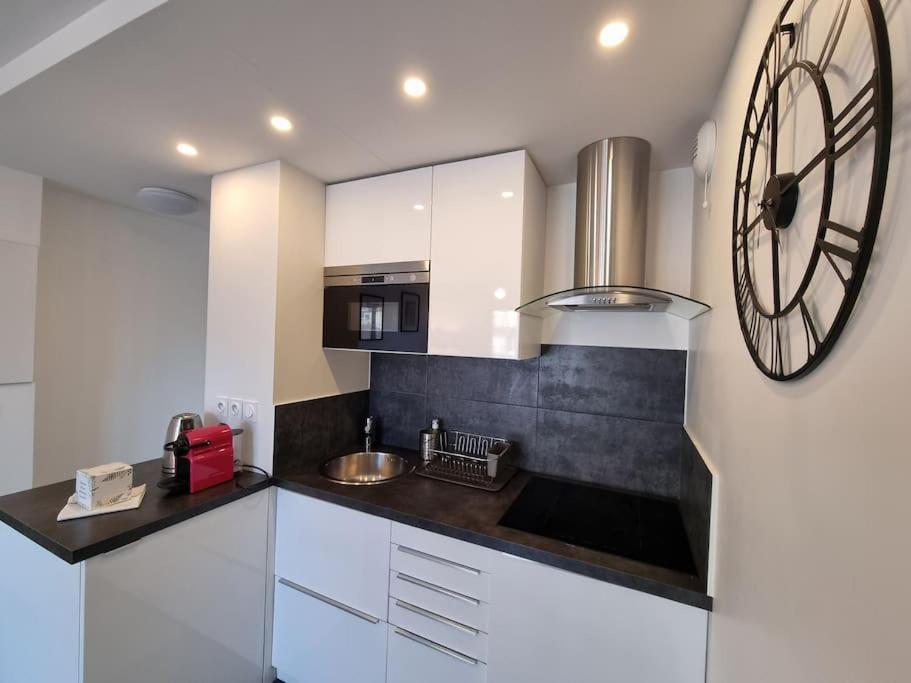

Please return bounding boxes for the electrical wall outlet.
[242,400,258,423]
[215,395,229,419]
[228,398,243,426]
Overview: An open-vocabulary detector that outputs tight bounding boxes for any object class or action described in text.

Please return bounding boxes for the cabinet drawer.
[392,522,497,573]
[388,624,487,683]
[275,490,390,620]
[273,578,386,683]
[389,597,489,663]
[391,543,490,602]
[390,570,489,631]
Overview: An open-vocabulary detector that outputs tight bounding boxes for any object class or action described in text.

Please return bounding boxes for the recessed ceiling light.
[494,288,507,300]
[270,115,293,132]
[176,142,198,157]
[402,76,428,99]
[413,203,425,211]
[501,191,514,199]
[599,21,629,48]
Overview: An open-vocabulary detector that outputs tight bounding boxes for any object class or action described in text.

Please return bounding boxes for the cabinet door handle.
[396,572,481,606]
[396,545,481,575]
[394,627,478,666]
[279,578,380,624]
[394,599,479,636]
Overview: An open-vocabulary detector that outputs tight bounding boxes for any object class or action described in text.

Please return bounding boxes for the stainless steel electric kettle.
[162,412,203,477]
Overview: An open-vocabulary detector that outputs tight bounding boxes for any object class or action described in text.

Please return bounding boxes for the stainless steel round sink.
[319,451,414,485]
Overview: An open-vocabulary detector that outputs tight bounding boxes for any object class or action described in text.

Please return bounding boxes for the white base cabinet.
[387,624,487,683]
[275,488,390,620]
[272,577,386,683]
[487,553,708,683]
[0,489,270,683]
[271,491,708,683]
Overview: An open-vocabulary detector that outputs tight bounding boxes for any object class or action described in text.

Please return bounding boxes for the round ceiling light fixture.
[402,76,428,98]
[176,142,199,157]
[598,21,629,48]
[270,115,293,132]
[136,187,199,216]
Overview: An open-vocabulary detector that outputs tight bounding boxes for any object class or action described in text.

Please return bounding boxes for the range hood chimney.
[517,137,710,319]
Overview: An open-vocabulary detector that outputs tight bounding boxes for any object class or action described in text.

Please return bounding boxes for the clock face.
[733,0,892,380]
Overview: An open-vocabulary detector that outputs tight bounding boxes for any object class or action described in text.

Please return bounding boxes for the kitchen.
[0,1,908,682]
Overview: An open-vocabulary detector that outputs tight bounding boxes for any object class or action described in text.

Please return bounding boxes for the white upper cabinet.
[325,167,432,267]
[429,150,545,359]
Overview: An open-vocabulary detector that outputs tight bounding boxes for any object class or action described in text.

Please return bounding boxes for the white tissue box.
[75,462,133,510]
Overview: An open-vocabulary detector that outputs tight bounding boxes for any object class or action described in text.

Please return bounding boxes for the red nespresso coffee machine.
[162,423,237,494]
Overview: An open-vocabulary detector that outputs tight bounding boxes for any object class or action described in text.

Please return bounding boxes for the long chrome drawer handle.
[394,599,479,636]
[396,545,482,575]
[394,627,479,666]
[279,578,380,625]
[396,572,481,606]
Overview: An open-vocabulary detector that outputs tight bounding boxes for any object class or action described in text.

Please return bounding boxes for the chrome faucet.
[364,416,376,453]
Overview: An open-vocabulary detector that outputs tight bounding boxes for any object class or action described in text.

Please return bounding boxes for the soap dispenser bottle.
[420,418,442,461]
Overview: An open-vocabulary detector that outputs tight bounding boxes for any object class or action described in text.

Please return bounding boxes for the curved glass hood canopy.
[516,285,710,320]
[518,136,711,321]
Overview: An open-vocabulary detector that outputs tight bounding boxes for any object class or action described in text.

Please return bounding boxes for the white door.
[275,489,391,620]
[82,491,270,683]
[325,167,432,267]
[428,150,540,359]
[387,624,486,683]
[487,552,708,683]
[273,577,387,683]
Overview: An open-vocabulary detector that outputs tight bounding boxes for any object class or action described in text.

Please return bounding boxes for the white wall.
[687,1,911,681]
[0,165,42,495]
[541,168,695,350]
[206,162,281,474]
[33,183,208,485]
[274,162,371,405]
[206,160,369,474]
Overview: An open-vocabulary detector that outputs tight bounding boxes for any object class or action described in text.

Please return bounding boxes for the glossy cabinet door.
[487,553,708,683]
[275,488,391,620]
[428,150,545,359]
[82,490,270,683]
[0,521,82,683]
[387,624,487,683]
[273,577,387,683]
[325,167,432,267]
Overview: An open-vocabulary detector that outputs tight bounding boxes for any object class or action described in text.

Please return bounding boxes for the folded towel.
[57,484,147,522]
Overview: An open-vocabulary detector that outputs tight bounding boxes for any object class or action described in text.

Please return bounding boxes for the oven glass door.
[323,282,428,352]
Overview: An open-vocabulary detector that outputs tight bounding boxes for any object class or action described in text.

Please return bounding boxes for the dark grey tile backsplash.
[272,344,713,579]
[538,346,686,423]
[534,409,683,497]
[368,345,690,498]
[273,390,369,477]
[428,355,538,407]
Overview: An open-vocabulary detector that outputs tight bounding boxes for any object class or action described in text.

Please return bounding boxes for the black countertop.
[274,449,712,611]
[0,459,270,564]
[0,452,711,610]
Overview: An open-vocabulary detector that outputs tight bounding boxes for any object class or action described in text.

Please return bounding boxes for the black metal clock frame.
[732,0,892,381]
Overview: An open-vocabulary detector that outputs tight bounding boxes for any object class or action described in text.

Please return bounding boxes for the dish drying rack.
[416,429,517,491]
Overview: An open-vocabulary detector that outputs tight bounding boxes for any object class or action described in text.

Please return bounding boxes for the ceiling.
[0,0,106,67]
[0,0,749,227]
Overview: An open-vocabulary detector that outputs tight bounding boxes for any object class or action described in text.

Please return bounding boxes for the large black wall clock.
[732,0,892,380]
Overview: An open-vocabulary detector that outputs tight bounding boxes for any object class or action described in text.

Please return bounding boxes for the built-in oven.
[323,261,429,353]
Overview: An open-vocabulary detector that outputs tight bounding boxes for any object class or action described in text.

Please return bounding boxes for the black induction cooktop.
[498,476,697,576]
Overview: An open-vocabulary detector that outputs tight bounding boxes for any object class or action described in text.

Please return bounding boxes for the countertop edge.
[273,477,713,612]
[0,477,272,565]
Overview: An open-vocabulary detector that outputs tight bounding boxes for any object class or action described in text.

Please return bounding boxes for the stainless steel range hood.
[517,137,709,320]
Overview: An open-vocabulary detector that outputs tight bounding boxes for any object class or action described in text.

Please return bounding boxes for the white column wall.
[0,165,42,495]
